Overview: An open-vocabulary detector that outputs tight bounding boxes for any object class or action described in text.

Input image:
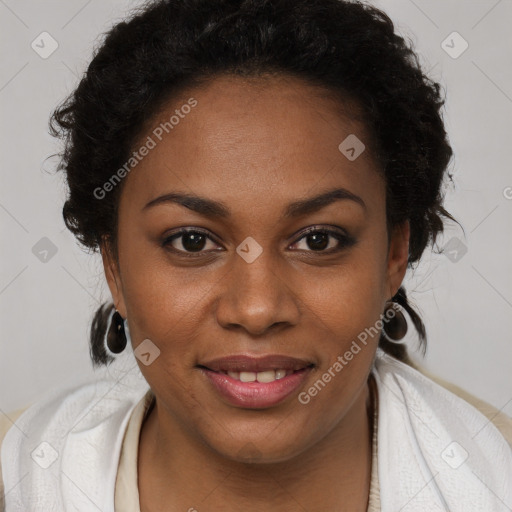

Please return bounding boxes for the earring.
[381,300,408,344]
[105,308,128,354]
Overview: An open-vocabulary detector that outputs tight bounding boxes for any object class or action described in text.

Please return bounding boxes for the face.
[102,74,409,463]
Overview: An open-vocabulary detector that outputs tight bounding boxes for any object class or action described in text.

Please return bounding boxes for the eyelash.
[161,226,356,258]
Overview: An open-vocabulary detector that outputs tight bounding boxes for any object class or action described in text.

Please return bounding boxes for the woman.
[1,0,511,510]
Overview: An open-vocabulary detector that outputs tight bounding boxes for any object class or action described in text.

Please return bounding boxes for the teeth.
[239,371,256,382]
[255,370,276,383]
[225,369,294,382]
[275,369,287,380]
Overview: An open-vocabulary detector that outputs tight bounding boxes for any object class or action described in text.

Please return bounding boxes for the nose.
[214,247,301,337]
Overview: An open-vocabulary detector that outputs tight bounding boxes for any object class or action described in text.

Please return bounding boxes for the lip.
[197,354,315,409]
[198,354,314,373]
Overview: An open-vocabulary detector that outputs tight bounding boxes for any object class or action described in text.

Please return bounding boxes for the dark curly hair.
[49,0,461,367]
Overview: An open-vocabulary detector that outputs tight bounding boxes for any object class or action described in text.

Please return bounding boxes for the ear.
[100,237,127,318]
[385,220,410,300]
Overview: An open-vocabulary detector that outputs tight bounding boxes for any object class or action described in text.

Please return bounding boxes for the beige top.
[1,369,512,511]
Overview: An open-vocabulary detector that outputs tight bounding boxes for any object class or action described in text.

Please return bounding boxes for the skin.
[101,74,410,511]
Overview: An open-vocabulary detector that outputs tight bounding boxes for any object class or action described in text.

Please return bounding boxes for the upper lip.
[198,355,315,373]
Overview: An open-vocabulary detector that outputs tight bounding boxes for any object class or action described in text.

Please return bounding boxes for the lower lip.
[200,367,313,409]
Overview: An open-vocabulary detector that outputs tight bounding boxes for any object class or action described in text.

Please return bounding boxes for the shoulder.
[413,362,512,449]
[373,350,512,450]
[1,379,148,509]
[372,351,512,510]
[0,405,31,507]
[1,379,146,453]
[385,357,512,448]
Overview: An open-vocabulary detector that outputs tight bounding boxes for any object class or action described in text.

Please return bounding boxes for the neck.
[138,378,375,512]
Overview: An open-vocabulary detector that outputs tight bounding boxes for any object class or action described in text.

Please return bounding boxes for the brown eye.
[290,227,356,253]
[162,228,221,256]
[162,226,356,258]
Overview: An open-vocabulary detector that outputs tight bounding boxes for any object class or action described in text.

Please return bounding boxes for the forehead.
[120,74,385,220]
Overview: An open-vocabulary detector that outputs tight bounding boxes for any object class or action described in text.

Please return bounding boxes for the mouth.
[196,354,315,409]
[198,354,314,373]
[204,367,305,383]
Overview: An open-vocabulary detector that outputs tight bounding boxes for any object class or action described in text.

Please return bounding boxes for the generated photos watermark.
[298,306,397,404]
[93,97,198,200]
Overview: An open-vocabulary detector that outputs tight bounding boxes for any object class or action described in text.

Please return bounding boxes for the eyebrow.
[142,187,366,218]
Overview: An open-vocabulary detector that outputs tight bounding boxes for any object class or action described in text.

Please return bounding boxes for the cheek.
[123,270,206,362]
[120,262,204,406]
[295,261,384,423]
[303,248,388,343]
[117,222,208,339]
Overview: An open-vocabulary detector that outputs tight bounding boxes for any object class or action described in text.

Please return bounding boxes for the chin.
[207,430,311,465]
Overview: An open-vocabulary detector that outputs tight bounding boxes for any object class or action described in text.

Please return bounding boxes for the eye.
[162,228,221,257]
[162,226,356,258]
[289,226,356,254]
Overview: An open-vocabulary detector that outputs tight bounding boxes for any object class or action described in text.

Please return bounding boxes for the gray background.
[1,0,511,415]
